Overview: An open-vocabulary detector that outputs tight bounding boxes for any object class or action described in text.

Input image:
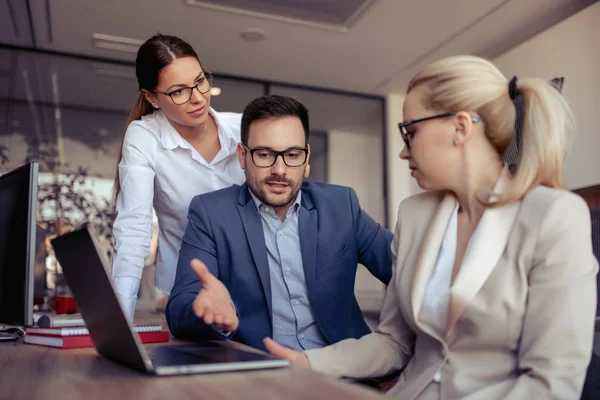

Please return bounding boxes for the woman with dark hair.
[111,34,244,320]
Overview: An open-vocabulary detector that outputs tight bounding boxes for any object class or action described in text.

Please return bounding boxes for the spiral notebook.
[26,324,163,337]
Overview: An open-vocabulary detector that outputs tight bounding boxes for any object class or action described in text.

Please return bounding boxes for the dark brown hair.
[112,34,200,202]
[241,95,310,146]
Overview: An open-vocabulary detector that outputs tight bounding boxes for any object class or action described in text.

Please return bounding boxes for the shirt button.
[285,267,291,272]
[278,232,282,236]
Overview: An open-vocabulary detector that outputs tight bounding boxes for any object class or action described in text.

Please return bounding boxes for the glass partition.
[0,46,387,317]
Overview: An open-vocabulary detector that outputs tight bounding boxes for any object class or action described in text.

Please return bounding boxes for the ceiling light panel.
[186,0,376,32]
[92,33,144,53]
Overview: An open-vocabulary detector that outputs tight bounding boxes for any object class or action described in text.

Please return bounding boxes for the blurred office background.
[1,0,599,324]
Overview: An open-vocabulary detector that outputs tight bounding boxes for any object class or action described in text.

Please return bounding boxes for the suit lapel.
[411,193,457,330]
[237,184,272,319]
[298,192,317,303]
[446,168,520,332]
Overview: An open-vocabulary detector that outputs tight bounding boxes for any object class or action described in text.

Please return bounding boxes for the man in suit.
[166,95,393,351]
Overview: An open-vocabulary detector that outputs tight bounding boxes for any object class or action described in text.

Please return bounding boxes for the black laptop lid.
[51,225,151,373]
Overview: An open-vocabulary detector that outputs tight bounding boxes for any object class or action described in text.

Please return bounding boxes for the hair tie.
[508,76,519,100]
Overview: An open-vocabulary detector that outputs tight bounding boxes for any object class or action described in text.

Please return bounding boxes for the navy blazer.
[166,182,393,351]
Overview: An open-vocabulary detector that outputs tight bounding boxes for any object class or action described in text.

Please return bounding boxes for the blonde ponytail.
[111,93,155,203]
[498,78,574,204]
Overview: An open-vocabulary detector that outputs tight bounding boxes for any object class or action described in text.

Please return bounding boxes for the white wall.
[328,130,385,225]
[328,130,387,315]
[493,2,600,190]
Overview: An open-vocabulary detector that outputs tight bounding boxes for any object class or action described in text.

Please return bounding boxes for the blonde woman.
[264,55,598,399]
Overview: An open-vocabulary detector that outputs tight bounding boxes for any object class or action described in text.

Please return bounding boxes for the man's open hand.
[191,259,238,332]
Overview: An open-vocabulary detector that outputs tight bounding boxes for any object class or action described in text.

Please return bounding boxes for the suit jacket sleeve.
[305,202,415,378]
[503,193,598,399]
[166,195,237,341]
[350,188,393,284]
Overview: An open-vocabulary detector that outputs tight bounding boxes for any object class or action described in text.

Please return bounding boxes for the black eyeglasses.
[154,74,214,105]
[397,112,481,149]
[243,145,308,168]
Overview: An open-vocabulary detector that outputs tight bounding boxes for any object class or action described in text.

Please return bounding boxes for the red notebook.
[24,325,169,349]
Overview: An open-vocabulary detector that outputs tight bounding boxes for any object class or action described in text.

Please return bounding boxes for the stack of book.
[24,324,169,349]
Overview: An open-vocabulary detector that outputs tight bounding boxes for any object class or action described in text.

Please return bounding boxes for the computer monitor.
[0,162,39,328]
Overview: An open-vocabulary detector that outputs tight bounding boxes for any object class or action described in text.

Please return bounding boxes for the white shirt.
[419,204,458,382]
[111,108,245,320]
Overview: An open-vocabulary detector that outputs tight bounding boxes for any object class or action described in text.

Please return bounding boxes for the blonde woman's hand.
[263,337,311,368]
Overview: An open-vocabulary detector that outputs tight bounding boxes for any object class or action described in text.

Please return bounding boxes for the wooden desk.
[0,338,385,400]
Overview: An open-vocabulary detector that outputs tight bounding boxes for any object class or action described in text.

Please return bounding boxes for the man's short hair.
[241,95,310,145]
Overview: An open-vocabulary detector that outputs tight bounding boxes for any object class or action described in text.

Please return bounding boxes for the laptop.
[50,224,289,375]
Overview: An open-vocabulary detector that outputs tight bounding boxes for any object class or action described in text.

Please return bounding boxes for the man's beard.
[252,175,302,208]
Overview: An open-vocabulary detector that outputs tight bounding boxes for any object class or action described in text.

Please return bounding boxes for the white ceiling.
[1,0,596,95]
